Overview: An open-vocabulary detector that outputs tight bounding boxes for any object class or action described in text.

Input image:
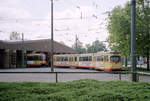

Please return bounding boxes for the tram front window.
[110,56,120,62]
[27,56,42,61]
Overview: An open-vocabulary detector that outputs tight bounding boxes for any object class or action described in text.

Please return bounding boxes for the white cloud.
[0,7,31,19]
[0,0,32,19]
[0,0,130,47]
[45,5,108,46]
[0,0,42,40]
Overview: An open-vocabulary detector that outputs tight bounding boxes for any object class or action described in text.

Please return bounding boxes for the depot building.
[0,39,76,68]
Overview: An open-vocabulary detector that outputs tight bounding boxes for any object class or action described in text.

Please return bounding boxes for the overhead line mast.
[50,0,54,72]
[131,0,137,82]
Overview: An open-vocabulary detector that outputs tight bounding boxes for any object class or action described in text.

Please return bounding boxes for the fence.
[1,71,150,83]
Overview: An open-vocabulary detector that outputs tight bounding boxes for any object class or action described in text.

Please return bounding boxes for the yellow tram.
[54,51,122,71]
[26,53,48,67]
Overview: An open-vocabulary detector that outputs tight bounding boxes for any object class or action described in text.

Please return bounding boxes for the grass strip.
[0,79,150,101]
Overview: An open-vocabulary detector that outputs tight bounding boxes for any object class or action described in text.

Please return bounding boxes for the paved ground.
[0,67,149,83]
[0,67,99,72]
[0,67,130,82]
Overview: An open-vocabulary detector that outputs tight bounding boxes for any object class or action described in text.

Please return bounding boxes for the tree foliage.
[72,40,107,54]
[136,0,150,57]
[10,31,21,40]
[107,0,150,59]
[86,40,107,53]
[72,40,86,54]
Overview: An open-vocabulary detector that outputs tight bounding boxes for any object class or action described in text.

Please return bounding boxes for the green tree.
[136,0,150,70]
[107,4,131,59]
[86,40,107,53]
[10,31,21,40]
[72,40,86,54]
[107,0,150,69]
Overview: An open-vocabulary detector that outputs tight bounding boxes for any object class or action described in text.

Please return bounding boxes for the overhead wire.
[0,0,101,22]
[0,0,105,41]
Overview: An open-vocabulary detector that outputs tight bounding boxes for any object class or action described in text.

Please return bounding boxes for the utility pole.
[50,0,54,72]
[22,33,24,68]
[146,0,150,70]
[131,0,137,82]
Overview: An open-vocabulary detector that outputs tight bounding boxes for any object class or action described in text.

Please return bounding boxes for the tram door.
[95,55,104,69]
[104,55,109,69]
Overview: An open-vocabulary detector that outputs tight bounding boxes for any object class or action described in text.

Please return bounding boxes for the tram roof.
[54,51,121,57]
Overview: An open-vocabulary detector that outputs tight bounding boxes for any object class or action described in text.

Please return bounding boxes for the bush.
[0,80,150,101]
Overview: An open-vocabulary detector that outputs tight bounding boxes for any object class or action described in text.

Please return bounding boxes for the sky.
[0,0,130,47]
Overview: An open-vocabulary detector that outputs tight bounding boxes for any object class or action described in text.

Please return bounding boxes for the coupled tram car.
[54,51,122,71]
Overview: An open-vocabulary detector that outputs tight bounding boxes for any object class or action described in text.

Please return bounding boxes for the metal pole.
[22,33,24,68]
[50,0,54,72]
[119,74,121,81]
[146,1,150,70]
[75,35,77,52]
[131,0,136,82]
[56,72,58,83]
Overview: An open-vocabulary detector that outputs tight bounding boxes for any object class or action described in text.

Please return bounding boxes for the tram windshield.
[27,54,46,61]
[110,56,120,62]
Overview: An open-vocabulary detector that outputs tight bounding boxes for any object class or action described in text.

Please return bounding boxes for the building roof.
[0,39,76,54]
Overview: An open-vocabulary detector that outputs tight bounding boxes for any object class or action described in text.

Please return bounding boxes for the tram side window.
[79,56,92,61]
[66,57,68,61]
[35,56,40,60]
[79,57,88,61]
[97,56,103,61]
[56,57,60,61]
[89,56,92,61]
[104,56,109,61]
[69,57,72,61]
[69,57,73,61]
[59,57,61,61]
[71,57,73,61]
[27,56,33,61]
[79,57,83,61]
[85,57,88,61]
[74,57,77,61]
[64,57,68,61]
[61,57,64,61]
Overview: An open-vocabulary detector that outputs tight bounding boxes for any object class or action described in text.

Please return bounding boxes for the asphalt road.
[0,67,99,72]
[0,67,149,82]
